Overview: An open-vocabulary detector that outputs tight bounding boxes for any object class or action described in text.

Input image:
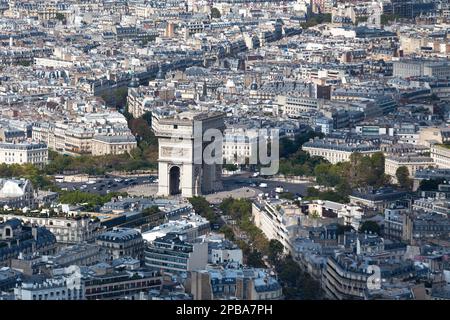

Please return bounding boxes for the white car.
[259,183,268,188]
[275,186,284,193]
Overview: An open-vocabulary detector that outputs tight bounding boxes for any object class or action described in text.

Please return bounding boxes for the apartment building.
[84,269,162,300]
[0,142,48,168]
[431,144,450,169]
[0,219,57,266]
[385,155,435,183]
[2,215,103,244]
[252,197,302,254]
[384,205,408,241]
[222,128,259,165]
[322,254,369,300]
[188,267,283,300]
[144,234,208,273]
[14,268,84,301]
[0,178,35,209]
[393,59,450,79]
[96,228,145,261]
[302,138,380,164]
[91,135,137,156]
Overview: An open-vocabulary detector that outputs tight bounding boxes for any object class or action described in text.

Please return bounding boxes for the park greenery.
[100,87,128,109]
[44,150,155,176]
[359,220,381,235]
[278,131,326,177]
[17,61,32,67]
[188,196,220,225]
[55,13,67,24]
[380,14,400,26]
[44,109,158,175]
[223,164,239,172]
[309,152,391,200]
[0,163,56,190]
[141,206,161,217]
[220,197,270,256]
[189,196,270,267]
[276,255,324,299]
[396,166,413,190]
[58,190,128,211]
[419,178,446,191]
[301,13,332,29]
[211,7,221,19]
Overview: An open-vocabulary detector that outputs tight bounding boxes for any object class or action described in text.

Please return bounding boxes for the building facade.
[385,156,435,183]
[302,139,380,164]
[144,234,208,273]
[91,135,137,156]
[431,144,450,169]
[0,142,48,168]
[96,228,145,261]
[2,215,103,244]
[153,111,225,197]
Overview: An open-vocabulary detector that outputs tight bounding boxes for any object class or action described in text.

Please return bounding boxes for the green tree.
[55,13,66,23]
[396,166,412,190]
[142,206,160,217]
[310,210,321,219]
[337,224,354,235]
[17,60,32,67]
[419,178,445,191]
[279,192,295,200]
[268,239,284,265]
[211,7,221,19]
[277,256,323,299]
[223,164,238,171]
[188,196,218,224]
[219,225,235,241]
[301,13,332,29]
[246,250,265,268]
[59,190,127,211]
[359,221,381,235]
[380,14,400,26]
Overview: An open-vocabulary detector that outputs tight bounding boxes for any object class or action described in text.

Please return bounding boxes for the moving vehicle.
[275,186,284,193]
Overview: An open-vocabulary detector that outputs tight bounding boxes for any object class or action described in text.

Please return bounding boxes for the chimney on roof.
[32,225,38,241]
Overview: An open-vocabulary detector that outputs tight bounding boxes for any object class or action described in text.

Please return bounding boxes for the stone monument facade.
[153,111,225,198]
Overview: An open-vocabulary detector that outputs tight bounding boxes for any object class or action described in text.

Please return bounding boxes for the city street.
[55,175,158,195]
[222,173,312,198]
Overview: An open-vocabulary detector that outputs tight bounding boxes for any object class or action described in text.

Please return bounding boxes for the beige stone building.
[302,139,380,164]
[418,127,450,147]
[153,111,225,198]
[91,135,137,156]
[385,155,435,183]
[64,128,94,155]
[431,144,450,169]
[0,142,48,168]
